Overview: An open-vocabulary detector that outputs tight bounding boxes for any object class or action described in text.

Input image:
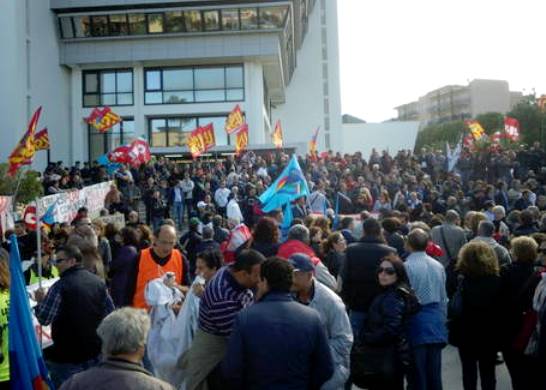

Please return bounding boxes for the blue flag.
[41,201,58,226]
[259,155,310,213]
[8,235,53,389]
[97,153,121,175]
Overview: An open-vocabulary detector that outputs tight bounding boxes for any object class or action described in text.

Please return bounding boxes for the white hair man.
[59,308,174,390]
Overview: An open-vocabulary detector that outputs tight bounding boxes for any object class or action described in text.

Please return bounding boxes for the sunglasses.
[377,266,396,276]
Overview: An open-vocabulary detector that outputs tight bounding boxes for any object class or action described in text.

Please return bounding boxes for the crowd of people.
[1,143,546,389]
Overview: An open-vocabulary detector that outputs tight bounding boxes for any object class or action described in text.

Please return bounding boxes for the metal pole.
[35,198,42,289]
[11,166,27,212]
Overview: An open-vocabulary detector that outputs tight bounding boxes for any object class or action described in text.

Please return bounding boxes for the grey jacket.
[59,359,174,390]
[471,236,512,268]
[431,223,467,266]
[308,280,354,390]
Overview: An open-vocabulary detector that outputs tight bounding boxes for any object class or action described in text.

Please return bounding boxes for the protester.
[131,225,186,310]
[109,227,140,307]
[0,249,10,388]
[341,218,397,337]
[183,249,265,390]
[471,220,512,268]
[59,308,174,390]
[290,253,353,389]
[430,210,467,267]
[354,256,419,390]
[222,257,334,389]
[449,241,502,390]
[404,229,448,390]
[179,218,203,277]
[248,216,280,257]
[34,245,114,388]
[321,231,347,280]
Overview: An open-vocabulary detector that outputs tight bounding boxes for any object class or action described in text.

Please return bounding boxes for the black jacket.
[323,250,345,279]
[48,266,110,363]
[250,241,279,258]
[341,237,396,312]
[449,274,502,350]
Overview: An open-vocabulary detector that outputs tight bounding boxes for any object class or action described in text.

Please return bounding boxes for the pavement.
[353,345,512,389]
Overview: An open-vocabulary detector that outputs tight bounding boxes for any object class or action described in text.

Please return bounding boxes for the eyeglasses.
[377,266,396,276]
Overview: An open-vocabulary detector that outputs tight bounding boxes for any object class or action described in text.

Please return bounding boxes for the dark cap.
[288,253,315,272]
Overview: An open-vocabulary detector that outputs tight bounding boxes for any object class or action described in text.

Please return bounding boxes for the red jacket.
[277,240,321,266]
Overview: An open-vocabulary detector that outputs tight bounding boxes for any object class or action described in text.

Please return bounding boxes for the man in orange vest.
[131,224,188,310]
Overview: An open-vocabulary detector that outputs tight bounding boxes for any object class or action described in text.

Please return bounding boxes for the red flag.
[127,139,151,167]
[85,107,121,133]
[8,107,42,176]
[187,123,216,159]
[272,120,283,149]
[34,128,50,151]
[504,117,520,141]
[235,124,249,156]
[108,144,131,164]
[225,105,245,135]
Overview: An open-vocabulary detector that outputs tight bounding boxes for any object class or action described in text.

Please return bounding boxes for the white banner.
[35,181,113,223]
[27,277,58,349]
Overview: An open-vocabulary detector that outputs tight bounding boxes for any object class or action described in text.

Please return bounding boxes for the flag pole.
[11,166,28,213]
[35,197,43,349]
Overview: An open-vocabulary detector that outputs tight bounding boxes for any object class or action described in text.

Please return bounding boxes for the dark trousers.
[503,348,540,390]
[408,343,443,390]
[458,347,496,390]
[184,199,193,220]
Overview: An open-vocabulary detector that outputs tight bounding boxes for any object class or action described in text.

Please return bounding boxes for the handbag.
[350,341,398,389]
[447,276,464,346]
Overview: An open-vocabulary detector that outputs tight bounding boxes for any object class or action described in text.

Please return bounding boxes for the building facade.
[0,0,341,169]
[395,79,524,126]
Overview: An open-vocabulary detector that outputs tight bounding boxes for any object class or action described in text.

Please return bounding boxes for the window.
[147,13,164,33]
[89,118,135,162]
[129,14,147,35]
[144,65,244,105]
[148,115,230,147]
[185,11,202,32]
[73,16,91,38]
[109,14,128,35]
[59,17,74,38]
[91,15,109,36]
[203,10,220,31]
[165,11,185,33]
[221,9,239,31]
[240,8,258,30]
[259,7,287,29]
[83,69,133,107]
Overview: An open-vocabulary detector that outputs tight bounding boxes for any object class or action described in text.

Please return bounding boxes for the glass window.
[226,89,244,101]
[109,14,128,35]
[259,7,287,29]
[84,94,100,107]
[150,119,168,147]
[163,69,193,91]
[102,94,116,105]
[91,15,109,36]
[117,93,133,105]
[90,133,105,162]
[203,10,220,31]
[60,17,73,38]
[165,11,185,33]
[147,13,164,33]
[167,118,185,146]
[90,118,135,162]
[122,120,136,143]
[84,73,98,93]
[73,16,91,38]
[145,70,161,90]
[145,92,162,104]
[164,91,194,104]
[101,72,116,93]
[195,68,224,90]
[195,90,225,102]
[129,14,147,35]
[240,8,258,30]
[221,9,239,31]
[185,11,202,32]
[226,66,243,88]
[117,71,132,93]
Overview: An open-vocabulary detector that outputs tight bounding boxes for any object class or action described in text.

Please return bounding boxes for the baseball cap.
[288,253,315,273]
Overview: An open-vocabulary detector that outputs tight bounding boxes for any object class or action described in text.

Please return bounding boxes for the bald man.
[130,224,188,309]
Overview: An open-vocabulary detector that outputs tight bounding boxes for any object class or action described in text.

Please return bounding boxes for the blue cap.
[288,253,315,273]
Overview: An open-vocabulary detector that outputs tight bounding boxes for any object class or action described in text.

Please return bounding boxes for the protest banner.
[99,213,126,227]
[27,277,58,349]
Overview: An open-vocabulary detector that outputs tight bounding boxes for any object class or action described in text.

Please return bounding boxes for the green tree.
[475,112,504,134]
[415,120,464,151]
[0,163,43,204]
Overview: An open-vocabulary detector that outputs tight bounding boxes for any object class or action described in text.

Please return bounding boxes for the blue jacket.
[222,291,334,390]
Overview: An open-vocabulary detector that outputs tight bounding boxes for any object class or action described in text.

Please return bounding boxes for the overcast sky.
[338,0,546,123]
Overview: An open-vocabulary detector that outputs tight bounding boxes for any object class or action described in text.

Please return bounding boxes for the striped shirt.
[404,251,448,311]
[198,266,254,336]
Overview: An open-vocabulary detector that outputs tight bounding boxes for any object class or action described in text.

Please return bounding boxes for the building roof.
[342,114,366,124]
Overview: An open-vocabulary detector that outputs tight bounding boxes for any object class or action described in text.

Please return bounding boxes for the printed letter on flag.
[225,105,245,135]
[466,120,485,140]
[504,117,520,141]
[235,124,249,156]
[34,128,50,151]
[85,107,122,133]
[8,107,42,176]
[188,123,216,159]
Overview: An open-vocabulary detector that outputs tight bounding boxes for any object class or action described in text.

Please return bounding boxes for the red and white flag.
[504,117,520,141]
[127,138,151,167]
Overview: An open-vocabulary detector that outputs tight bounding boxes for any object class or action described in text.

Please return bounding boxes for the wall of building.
[469,79,511,117]
[271,0,341,153]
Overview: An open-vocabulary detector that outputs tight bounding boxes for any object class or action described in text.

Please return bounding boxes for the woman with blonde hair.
[449,241,502,390]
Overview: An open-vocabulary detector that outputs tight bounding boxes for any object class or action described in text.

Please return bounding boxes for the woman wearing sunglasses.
[352,255,419,390]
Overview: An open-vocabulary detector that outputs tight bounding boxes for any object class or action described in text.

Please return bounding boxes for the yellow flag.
[272,120,283,149]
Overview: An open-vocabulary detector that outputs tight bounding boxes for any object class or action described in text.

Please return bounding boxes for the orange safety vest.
[132,247,183,309]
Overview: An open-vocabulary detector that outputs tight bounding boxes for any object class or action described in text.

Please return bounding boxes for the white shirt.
[214,187,231,208]
[226,199,244,222]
